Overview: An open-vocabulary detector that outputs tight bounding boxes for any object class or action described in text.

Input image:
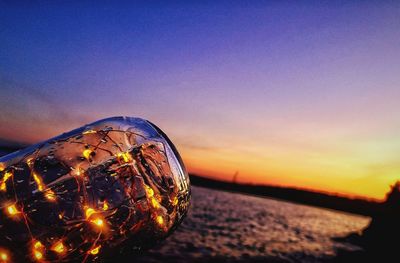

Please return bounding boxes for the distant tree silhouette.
[384,180,400,208]
[356,180,400,256]
[334,181,400,261]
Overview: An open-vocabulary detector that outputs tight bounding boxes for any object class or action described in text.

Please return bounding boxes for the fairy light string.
[0,120,190,262]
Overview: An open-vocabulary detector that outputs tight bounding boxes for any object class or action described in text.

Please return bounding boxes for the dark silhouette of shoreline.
[0,139,28,156]
[332,181,400,261]
[189,174,381,217]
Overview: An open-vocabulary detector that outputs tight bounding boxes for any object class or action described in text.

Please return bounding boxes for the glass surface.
[0,117,191,262]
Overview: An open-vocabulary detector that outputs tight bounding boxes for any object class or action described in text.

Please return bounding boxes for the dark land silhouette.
[332,181,400,262]
[189,174,381,216]
[0,139,28,157]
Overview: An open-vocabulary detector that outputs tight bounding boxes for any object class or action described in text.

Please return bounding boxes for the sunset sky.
[1,2,399,200]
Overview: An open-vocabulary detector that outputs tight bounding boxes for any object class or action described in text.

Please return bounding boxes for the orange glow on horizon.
[181,141,399,202]
[1,112,398,202]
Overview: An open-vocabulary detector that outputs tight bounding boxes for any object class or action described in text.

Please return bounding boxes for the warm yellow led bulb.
[33,241,43,250]
[85,207,95,218]
[151,197,160,208]
[0,251,8,261]
[6,205,19,216]
[44,190,56,201]
[145,186,154,197]
[34,250,43,260]
[51,241,65,254]
[92,218,104,227]
[156,215,164,226]
[82,149,93,160]
[0,171,12,192]
[172,197,178,206]
[89,245,101,255]
[102,201,109,211]
[116,152,131,163]
[32,173,44,192]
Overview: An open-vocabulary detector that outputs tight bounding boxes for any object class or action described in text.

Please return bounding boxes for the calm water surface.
[136,186,370,262]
